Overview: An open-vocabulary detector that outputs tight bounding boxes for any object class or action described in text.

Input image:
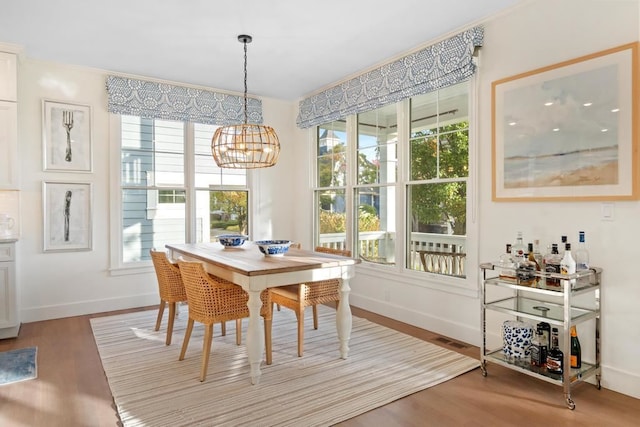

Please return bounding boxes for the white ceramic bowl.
[255,240,292,256]
[218,234,249,248]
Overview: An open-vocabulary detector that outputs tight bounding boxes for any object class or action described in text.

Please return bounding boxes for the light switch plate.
[601,203,614,221]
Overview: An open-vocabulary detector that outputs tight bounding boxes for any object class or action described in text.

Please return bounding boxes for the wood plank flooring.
[1,305,639,427]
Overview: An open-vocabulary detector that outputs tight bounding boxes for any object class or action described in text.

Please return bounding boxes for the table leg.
[246,289,264,384]
[336,276,352,359]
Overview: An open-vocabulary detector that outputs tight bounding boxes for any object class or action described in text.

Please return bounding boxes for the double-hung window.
[116,116,248,266]
[313,81,470,279]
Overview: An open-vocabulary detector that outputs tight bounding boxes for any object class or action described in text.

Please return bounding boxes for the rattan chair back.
[150,249,187,303]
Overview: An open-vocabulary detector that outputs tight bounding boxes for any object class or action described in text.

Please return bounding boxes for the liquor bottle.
[560,243,576,286]
[527,243,541,272]
[530,327,548,367]
[498,244,517,280]
[511,231,526,267]
[570,325,582,369]
[537,321,551,350]
[533,239,544,268]
[575,231,590,271]
[546,327,564,374]
[544,244,561,286]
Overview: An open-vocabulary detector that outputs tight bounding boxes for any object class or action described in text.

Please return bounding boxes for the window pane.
[407,182,466,277]
[410,135,438,180]
[439,126,469,179]
[121,116,184,187]
[317,122,347,188]
[355,186,395,265]
[194,123,246,188]
[357,104,397,185]
[122,189,185,263]
[316,189,347,248]
[206,190,249,240]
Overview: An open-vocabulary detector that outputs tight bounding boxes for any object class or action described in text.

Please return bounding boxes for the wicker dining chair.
[269,246,351,357]
[177,259,273,382]
[150,249,191,346]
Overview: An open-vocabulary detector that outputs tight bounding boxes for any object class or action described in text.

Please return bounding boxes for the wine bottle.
[546,327,564,374]
[570,325,582,369]
[575,231,590,271]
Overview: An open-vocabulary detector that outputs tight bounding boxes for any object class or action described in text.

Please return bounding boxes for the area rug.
[91,306,478,427]
[0,347,37,386]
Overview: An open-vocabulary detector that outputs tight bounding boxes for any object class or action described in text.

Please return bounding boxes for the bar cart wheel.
[565,396,576,410]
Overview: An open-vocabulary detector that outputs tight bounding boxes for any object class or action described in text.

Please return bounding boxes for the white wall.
[308,0,639,399]
[15,60,298,321]
[9,0,640,400]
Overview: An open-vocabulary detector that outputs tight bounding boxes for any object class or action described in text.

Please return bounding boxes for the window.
[356,104,397,264]
[315,120,348,251]
[407,84,469,277]
[314,81,470,279]
[117,116,248,265]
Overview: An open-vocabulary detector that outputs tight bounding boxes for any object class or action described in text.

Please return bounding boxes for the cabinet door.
[0,52,17,102]
[0,262,16,328]
[0,101,18,189]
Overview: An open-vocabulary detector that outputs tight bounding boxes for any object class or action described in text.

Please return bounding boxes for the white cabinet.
[0,50,18,189]
[0,52,17,102]
[0,241,19,338]
[0,101,18,189]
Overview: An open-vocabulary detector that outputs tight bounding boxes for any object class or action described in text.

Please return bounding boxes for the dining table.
[165,241,360,385]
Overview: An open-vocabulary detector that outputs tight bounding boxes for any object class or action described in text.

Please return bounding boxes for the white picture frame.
[42,100,93,172]
[43,181,92,252]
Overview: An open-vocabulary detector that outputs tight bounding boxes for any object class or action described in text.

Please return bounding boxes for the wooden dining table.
[166,242,360,385]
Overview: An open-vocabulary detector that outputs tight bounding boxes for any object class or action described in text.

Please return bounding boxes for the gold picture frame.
[492,42,638,201]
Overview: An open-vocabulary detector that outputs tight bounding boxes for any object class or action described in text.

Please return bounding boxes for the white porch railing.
[318,231,466,277]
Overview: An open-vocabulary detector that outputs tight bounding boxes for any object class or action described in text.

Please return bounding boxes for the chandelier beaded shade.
[211,35,280,169]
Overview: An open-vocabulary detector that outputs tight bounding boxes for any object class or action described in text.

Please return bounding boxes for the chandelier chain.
[243,39,248,124]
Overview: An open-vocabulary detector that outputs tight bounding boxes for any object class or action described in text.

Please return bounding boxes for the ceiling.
[0,0,525,101]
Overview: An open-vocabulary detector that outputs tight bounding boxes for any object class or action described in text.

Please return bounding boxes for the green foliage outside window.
[410,122,468,235]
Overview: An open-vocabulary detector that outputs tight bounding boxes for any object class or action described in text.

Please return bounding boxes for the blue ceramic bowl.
[218,234,249,248]
[255,240,292,257]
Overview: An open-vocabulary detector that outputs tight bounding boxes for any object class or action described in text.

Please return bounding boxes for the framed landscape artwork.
[492,42,638,201]
[42,100,93,172]
[43,181,92,252]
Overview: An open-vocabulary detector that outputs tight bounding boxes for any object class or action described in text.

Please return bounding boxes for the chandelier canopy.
[211,35,280,169]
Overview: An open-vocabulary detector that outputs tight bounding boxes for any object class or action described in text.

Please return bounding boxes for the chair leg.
[221,321,226,336]
[179,318,194,361]
[236,319,242,345]
[296,309,304,357]
[200,323,214,382]
[166,302,176,345]
[155,300,166,331]
[312,305,319,330]
[264,317,272,365]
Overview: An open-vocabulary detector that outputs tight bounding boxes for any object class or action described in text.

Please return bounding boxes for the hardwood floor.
[1,305,639,427]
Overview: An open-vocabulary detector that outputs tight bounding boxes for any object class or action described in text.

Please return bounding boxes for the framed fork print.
[42,100,92,172]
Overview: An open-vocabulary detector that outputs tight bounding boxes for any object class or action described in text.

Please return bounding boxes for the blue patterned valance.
[106,75,263,125]
[296,26,483,128]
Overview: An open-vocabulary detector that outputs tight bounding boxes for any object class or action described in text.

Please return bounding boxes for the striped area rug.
[91,305,478,427]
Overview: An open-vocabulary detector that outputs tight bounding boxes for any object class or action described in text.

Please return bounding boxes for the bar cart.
[480,263,601,409]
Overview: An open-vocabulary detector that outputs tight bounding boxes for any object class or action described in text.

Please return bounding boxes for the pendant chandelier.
[211,35,280,169]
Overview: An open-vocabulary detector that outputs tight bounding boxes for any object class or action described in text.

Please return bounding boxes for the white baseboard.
[350,293,480,346]
[601,364,640,399]
[19,293,159,323]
